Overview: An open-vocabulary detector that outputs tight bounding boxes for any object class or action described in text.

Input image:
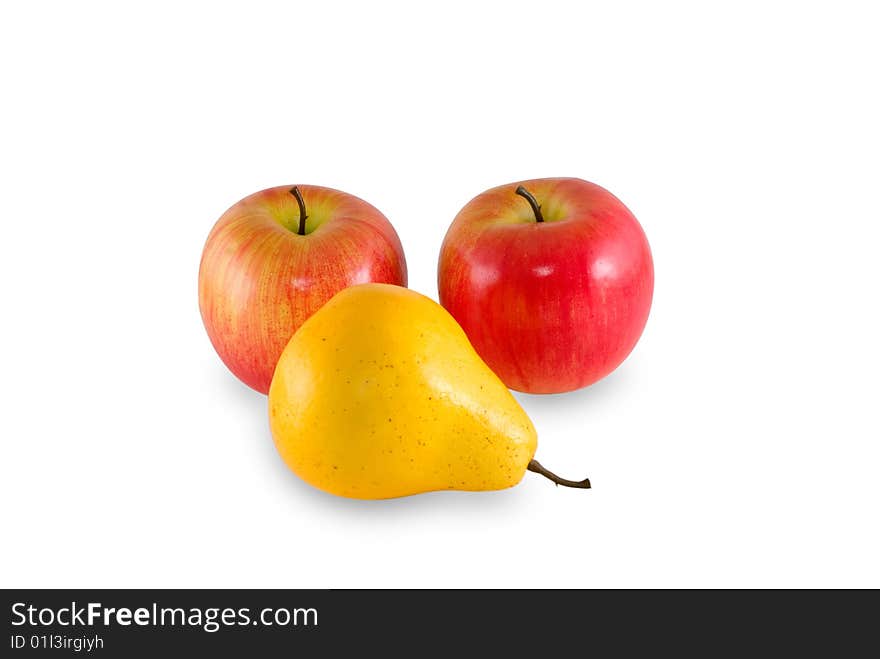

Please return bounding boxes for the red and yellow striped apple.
[438,177,653,394]
[199,185,407,393]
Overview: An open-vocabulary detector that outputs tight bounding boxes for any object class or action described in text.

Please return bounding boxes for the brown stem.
[289,186,308,235]
[515,185,544,223]
[527,459,591,489]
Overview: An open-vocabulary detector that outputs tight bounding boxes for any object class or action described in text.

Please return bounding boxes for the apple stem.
[527,459,591,489]
[290,186,308,235]
[515,185,544,223]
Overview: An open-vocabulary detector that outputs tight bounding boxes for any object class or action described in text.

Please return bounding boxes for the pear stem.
[527,459,591,489]
[290,186,308,235]
[515,185,544,223]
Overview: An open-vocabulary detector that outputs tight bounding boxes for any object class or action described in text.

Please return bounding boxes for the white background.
[2,1,878,588]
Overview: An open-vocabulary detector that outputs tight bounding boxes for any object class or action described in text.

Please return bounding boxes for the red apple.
[438,177,653,394]
[199,185,407,393]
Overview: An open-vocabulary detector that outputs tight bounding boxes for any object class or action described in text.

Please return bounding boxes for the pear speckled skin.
[268,283,538,499]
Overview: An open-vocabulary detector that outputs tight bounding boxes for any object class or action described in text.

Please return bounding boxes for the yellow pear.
[268,283,589,499]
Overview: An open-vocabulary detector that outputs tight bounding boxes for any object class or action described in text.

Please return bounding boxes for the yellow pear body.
[268,283,538,499]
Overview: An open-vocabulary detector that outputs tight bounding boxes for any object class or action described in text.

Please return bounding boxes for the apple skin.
[199,185,407,394]
[438,177,653,394]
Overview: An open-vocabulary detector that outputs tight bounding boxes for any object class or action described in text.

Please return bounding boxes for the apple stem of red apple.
[515,185,544,223]
[527,459,591,489]
[289,186,308,235]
